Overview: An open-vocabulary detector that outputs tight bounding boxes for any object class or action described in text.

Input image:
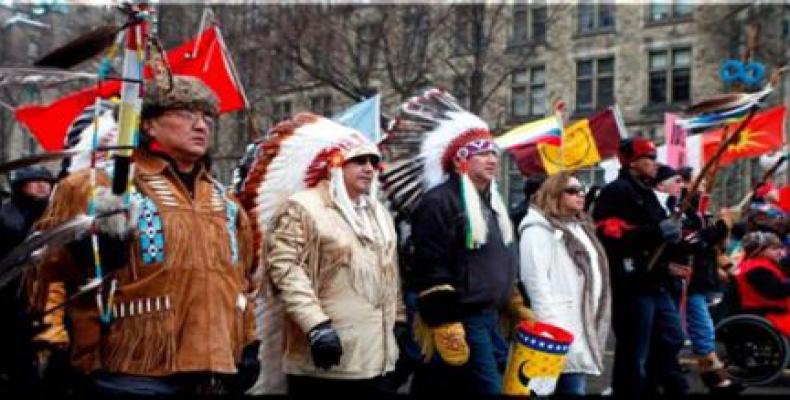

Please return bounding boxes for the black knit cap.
[654,164,679,186]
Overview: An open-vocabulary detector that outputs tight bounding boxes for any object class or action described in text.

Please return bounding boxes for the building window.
[403,6,430,64]
[647,1,692,23]
[310,95,333,117]
[272,101,292,125]
[576,57,614,112]
[272,50,294,85]
[649,47,691,105]
[511,66,546,118]
[577,1,615,34]
[511,2,546,45]
[356,23,380,71]
[453,5,486,55]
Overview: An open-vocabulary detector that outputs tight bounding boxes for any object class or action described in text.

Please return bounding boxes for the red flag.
[702,105,786,167]
[15,27,244,151]
[510,107,622,176]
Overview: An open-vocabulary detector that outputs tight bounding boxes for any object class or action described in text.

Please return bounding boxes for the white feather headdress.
[236,112,389,394]
[382,88,512,248]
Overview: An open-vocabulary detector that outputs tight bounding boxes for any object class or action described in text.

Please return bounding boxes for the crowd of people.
[1,76,789,398]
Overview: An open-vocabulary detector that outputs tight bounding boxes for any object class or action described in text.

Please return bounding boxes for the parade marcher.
[262,115,403,396]
[0,166,54,399]
[508,173,546,233]
[592,138,689,398]
[383,89,524,395]
[518,172,611,395]
[28,76,258,396]
[734,231,790,337]
[652,164,737,391]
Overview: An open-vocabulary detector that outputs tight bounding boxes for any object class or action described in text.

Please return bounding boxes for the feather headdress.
[235,112,385,394]
[60,99,119,177]
[382,88,512,248]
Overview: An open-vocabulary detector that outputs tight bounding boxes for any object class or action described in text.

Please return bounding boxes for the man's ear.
[142,119,155,139]
[452,155,463,171]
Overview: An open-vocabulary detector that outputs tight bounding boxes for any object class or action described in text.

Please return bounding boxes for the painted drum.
[502,320,574,396]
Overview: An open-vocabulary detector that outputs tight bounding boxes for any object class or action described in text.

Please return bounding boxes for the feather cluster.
[381,88,489,221]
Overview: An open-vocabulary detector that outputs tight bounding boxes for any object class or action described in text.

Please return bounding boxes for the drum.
[502,321,574,396]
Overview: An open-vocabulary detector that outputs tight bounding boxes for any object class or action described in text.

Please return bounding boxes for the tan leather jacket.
[31,151,256,376]
[266,181,403,379]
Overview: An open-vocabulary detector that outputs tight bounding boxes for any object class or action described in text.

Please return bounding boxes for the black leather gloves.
[307,321,343,370]
[229,340,261,394]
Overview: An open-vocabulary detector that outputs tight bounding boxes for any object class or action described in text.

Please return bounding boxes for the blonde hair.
[532,171,579,218]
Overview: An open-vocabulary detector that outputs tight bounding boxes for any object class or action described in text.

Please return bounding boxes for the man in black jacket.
[0,166,54,399]
[409,134,519,395]
[592,138,688,398]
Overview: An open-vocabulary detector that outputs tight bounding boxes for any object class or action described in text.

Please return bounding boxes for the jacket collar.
[134,150,209,181]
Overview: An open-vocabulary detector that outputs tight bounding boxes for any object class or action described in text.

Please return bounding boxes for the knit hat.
[653,164,679,187]
[143,75,219,117]
[618,137,657,165]
[742,230,783,259]
[382,88,512,249]
[10,166,55,193]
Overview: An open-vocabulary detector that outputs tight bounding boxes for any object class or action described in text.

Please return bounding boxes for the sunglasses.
[635,154,658,161]
[563,186,586,196]
[348,155,381,168]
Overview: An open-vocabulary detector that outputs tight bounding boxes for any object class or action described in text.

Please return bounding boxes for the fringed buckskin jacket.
[266,180,403,380]
[29,150,256,376]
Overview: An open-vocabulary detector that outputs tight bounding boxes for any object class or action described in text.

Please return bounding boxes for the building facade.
[2,2,789,208]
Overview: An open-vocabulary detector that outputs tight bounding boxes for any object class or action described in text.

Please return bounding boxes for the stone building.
[223,2,789,207]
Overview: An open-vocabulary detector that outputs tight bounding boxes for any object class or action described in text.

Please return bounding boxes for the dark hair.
[523,174,547,202]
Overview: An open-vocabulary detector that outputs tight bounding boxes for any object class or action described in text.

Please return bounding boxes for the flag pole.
[646,106,759,271]
[553,99,567,174]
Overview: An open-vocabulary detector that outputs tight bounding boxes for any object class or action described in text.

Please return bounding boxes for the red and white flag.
[15,26,244,151]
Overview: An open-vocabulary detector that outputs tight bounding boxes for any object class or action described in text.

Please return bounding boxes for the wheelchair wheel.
[715,314,790,386]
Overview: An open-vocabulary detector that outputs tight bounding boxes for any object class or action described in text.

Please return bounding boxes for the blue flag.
[332,94,382,143]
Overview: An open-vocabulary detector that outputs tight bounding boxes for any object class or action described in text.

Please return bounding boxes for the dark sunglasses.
[563,186,586,196]
[348,155,381,168]
[635,153,658,161]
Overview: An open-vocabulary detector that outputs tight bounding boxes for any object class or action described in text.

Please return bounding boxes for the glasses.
[563,186,586,196]
[635,154,657,161]
[164,109,217,130]
[348,155,381,168]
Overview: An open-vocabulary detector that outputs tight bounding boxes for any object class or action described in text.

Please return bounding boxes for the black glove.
[659,218,682,244]
[228,340,261,394]
[307,321,343,370]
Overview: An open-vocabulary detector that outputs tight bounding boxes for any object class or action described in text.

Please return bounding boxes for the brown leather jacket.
[30,151,256,376]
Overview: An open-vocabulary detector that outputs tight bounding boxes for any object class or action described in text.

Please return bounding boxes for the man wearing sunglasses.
[592,137,688,398]
[265,129,402,396]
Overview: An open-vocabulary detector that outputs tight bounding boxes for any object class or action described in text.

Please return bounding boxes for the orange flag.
[702,105,786,166]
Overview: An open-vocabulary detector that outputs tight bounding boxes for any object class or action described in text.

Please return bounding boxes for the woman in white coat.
[518,172,611,395]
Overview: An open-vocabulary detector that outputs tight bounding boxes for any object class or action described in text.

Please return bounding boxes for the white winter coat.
[518,207,611,375]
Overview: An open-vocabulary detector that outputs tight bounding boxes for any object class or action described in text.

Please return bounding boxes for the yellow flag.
[538,118,601,175]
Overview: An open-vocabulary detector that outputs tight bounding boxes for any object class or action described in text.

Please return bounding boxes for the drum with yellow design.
[502,321,574,396]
